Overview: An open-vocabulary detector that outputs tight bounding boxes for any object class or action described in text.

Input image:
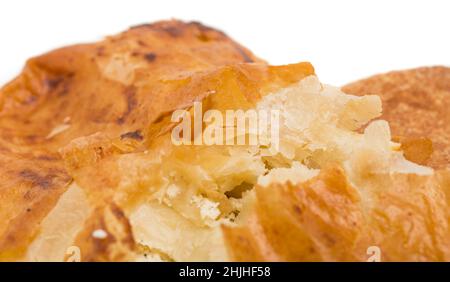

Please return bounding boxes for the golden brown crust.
[2,20,448,262]
[343,66,450,169]
[0,20,267,260]
[224,166,450,262]
[0,20,315,261]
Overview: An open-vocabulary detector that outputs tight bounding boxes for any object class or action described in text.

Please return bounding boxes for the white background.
[0,0,448,86]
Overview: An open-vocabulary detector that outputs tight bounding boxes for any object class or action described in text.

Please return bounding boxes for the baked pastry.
[0,20,263,261]
[0,20,448,262]
[343,67,450,169]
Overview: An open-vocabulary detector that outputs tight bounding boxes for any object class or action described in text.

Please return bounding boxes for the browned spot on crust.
[143,52,156,62]
[117,87,137,125]
[136,40,147,47]
[293,205,302,215]
[162,25,183,37]
[45,73,73,97]
[188,21,227,37]
[120,130,143,141]
[19,169,53,190]
[36,154,60,161]
[234,44,254,63]
[96,46,105,56]
[45,77,64,90]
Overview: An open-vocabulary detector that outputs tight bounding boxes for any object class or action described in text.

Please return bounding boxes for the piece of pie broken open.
[0,20,449,262]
